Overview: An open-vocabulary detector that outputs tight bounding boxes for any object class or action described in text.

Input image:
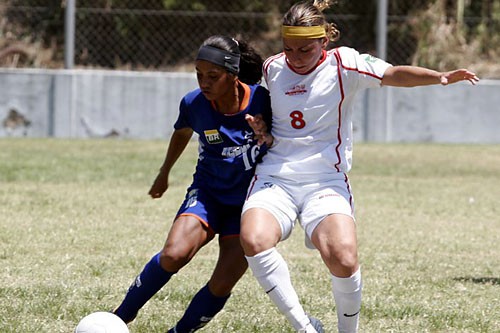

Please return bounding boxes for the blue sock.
[114,252,175,323]
[169,284,230,333]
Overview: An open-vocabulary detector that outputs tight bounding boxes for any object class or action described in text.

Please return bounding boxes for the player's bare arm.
[149,127,193,198]
[382,65,479,87]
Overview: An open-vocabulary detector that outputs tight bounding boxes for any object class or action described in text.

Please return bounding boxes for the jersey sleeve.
[173,96,191,130]
[337,47,392,90]
[263,53,285,89]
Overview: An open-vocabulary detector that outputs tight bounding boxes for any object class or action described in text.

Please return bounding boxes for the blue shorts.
[176,186,242,238]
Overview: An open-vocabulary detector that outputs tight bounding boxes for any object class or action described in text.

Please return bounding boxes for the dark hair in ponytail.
[201,35,263,85]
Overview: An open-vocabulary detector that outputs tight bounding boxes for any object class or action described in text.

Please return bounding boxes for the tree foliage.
[0,0,499,76]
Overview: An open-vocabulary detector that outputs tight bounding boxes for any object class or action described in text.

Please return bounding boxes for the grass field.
[0,138,499,333]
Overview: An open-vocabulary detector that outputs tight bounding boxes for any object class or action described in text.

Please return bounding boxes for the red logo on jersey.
[285,84,307,96]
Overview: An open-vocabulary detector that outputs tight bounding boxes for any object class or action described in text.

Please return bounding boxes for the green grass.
[1,138,499,333]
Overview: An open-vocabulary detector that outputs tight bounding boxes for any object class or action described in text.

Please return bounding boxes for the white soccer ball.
[75,312,129,333]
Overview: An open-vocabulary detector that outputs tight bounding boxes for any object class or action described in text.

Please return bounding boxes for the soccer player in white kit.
[241,1,479,333]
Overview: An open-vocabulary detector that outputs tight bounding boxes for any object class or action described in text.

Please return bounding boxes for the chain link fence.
[1,0,499,76]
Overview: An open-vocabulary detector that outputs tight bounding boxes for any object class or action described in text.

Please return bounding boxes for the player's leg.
[301,178,360,333]
[311,214,361,333]
[114,215,213,323]
[169,235,247,332]
[242,209,318,332]
[241,179,319,332]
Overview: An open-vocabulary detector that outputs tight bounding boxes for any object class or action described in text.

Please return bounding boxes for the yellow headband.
[282,25,326,39]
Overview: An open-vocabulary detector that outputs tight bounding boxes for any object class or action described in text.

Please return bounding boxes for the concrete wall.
[0,68,499,143]
[356,80,500,143]
[0,69,198,139]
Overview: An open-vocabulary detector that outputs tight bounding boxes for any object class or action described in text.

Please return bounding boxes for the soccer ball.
[75,312,129,333]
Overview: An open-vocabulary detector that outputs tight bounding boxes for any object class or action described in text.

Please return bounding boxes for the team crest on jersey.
[363,54,379,63]
[204,129,223,144]
[285,84,307,96]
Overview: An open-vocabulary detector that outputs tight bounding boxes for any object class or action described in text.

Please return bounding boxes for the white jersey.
[259,46,392,181]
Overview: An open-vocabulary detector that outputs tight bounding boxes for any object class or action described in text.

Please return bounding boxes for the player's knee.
[330,247,358,276]
[321,243,358,275]
[240,211,280,255]
[336,250,358,272]
[240,231,270,256]
[159,245,191,271]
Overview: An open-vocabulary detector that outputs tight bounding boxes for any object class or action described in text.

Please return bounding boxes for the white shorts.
[243,173,355,249]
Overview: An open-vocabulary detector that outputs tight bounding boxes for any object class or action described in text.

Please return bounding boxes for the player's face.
[283,37,327,74]
[195,60,234,101]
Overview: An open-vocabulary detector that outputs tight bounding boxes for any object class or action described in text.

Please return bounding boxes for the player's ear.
[321,37,328,49]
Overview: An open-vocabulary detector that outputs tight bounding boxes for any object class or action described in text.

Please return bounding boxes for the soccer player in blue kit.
[113,35,272,332]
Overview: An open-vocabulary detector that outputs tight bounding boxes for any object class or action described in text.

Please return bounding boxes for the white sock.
[331,268,362,333]
[246,248,312,331]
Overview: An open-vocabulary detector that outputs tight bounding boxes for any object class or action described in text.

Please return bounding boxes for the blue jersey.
[174,83,271,206]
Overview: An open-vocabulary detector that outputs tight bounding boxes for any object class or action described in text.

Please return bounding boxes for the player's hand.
[148,173,169,199]
[440,69,479,85]
[246,114,274,147]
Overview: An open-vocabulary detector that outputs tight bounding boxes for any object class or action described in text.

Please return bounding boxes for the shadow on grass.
[453,277,500,285]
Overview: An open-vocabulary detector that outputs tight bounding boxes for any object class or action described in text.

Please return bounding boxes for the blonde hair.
[283,1,340,42]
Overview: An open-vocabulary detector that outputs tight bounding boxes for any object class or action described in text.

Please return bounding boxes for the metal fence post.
[64,0,76,69]
[376,0,388,60]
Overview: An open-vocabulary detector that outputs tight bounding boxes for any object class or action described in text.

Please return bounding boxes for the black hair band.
[196,45,240,74]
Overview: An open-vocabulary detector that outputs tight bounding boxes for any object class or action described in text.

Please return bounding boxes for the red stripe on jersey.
[343,173,354,212]
[333,49,345,172]
[332,48,383,80]
[263,53,285,82]
[245,174,259,200]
